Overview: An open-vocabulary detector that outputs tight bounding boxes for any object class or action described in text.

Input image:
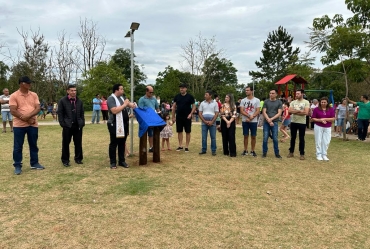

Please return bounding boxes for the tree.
[7,61,32,93]
[6,29,52,101]
[80,61,127,106]
[0,61,9,90]
[155,66,182,102]
[249,26,300,83]
[111,48,147,85]
[180,33,223,96]
[78,18,106,74]
[54,30,81,90]
[346,0,370,29]
[202,54,240,98]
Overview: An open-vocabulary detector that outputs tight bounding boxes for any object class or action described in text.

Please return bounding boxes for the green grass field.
[0,121,369,248]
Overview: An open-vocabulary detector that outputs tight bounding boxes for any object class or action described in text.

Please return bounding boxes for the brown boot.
[287,153,294,158]
[300,155,305,160]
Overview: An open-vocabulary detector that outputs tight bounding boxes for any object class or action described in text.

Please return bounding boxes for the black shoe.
[262,153,267,158]
[63,162,71,167]
[199,151,206,155]
[184,148,189,152]
[275,155,282,159]
[176,147,183,151]
[119,162,129,168]
[241,150,248,156]
[110,163,117,169]
[75,160,83,164]
[212,152,216,156]
[149,147,153,153]
[251,151,257,157]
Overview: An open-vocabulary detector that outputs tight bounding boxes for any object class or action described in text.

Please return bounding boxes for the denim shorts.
[337,118,344,127]
[1,111,12,122]
[242,122,257,136]
[283,118,291,126]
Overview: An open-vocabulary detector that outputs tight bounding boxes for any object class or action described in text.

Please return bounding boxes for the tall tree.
[78,18,106,74]
[180,33,223,95]
[202,53,240,98]
[249,26,300,83]
[80,61,127,106]
[0,61,9,90]
[54,30,81,91]
[16,28,50,101]
[111,48,147,85]
[155,66,183,102]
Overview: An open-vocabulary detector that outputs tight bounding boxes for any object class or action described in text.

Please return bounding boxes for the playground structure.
[275,74,308,99]
[275,74,334,103]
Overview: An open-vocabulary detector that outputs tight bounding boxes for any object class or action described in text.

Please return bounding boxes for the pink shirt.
[312,107,335,128]
[101,100,108,111]
[9,90,40,127]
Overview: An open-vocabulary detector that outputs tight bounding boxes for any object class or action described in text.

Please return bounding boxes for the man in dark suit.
[57,85,85,167]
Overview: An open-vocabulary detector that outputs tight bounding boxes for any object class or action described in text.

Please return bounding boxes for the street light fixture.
[125,22,140,155]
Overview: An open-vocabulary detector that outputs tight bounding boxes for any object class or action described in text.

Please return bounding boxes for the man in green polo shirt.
[347,95,370,141]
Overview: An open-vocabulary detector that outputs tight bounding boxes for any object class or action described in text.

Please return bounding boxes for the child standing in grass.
[160,113,173,150]
[280,101,291,142]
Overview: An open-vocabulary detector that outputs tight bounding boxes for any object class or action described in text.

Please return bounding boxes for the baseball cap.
[19,76,34,84]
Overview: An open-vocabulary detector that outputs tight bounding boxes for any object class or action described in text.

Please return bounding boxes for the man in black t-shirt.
[171,83,196,152]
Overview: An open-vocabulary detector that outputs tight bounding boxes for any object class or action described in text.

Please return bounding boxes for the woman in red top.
[279,101,291,142]
[101,96,109,124]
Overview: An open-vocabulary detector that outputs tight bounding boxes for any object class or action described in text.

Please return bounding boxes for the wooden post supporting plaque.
[139,132,147,165]
[153,127,161,163]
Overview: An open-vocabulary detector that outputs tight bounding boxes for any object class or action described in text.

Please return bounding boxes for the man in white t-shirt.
[239,86,260,157]
[198,90,219,155]
[0,88,13,133]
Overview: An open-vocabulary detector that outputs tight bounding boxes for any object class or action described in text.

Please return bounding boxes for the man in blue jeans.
[91,94,101,124]
[9,76,45,175]
[198,90,219,156]
[262,89,283,158]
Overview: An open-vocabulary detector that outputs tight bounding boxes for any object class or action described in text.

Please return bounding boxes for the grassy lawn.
[0,121,369,248]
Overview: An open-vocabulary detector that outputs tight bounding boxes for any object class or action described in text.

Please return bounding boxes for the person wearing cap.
[57,85,85,167]
[171,83,196,152]
[9,76,45,175]
[138,85,160,152]
[0,88,13,133]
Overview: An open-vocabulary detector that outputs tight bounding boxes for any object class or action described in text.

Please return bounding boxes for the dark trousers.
[221,118,236,156]
[289,122,306,155]
[108,123,127,164]
[357,119,369,140]
[101,110,109,121]
[61,124,83,163]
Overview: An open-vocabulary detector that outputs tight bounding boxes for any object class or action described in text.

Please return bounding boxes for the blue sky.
[0,0,352,84]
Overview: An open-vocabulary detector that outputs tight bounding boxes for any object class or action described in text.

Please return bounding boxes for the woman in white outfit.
[311,97,335,161]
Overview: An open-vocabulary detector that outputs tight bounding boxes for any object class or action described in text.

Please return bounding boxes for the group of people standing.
[5,76,370,175]
[6,76,138,174]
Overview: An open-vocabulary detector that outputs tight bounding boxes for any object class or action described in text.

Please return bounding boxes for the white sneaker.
[334,134,340,137]
[322,155,329,161]
[317,156,323,161]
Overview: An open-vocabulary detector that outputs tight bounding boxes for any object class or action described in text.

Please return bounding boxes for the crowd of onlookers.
[1,79,369,176]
